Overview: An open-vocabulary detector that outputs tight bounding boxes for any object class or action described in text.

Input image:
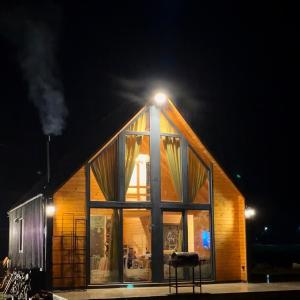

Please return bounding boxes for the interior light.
[154,93,167,106]
[46,205,56,217]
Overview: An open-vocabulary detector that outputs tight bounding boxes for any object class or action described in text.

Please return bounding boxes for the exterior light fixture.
[46,205,56,217]
[154,92,167,106]
[245,207,256,219]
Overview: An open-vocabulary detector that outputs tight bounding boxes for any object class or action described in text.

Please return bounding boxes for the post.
[150,105,163,282]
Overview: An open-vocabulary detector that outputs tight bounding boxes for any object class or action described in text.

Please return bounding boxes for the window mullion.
[118,133,125,202]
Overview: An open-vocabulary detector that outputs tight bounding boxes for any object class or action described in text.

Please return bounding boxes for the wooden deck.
[53,282,300,299]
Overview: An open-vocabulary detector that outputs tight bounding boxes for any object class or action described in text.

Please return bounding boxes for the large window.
[123,209,151,281]
[88,107,214,284]
[125,135,150,201]
[127,110,150,132]
[90,141,118,202]
[188,148,210,204]
[160,137,182,202]
[187,210,212,279]
[160,113,177,134]
[163,211,183,279]
[90,208,120,284]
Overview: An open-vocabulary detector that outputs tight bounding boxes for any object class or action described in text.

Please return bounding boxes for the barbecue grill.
[168,252,202,294]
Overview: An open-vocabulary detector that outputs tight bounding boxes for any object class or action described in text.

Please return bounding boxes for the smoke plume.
[0,3,67,135]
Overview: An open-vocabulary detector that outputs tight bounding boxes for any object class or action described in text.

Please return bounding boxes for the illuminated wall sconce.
[46,205,56,217]
[245,207,256,219]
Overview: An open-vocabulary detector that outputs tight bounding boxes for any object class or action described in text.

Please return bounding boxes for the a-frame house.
[8,98,247,289]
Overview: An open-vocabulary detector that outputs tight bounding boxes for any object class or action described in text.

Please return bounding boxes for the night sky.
[0,1,296,258]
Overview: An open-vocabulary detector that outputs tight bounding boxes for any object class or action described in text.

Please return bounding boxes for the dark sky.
[0,1,296,257]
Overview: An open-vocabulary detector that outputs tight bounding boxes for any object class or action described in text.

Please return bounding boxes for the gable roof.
[11,98,243,210]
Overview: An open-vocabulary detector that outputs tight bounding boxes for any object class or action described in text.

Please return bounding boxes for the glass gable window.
[90,208,120,284]
[125,135,150,201]
[160,113,177,134]
[90,140,117,202]
[123,209,151,281]
[127,110,150,132]
[188,148,210,204]
[88,106,214,284]
[161,136,182,202]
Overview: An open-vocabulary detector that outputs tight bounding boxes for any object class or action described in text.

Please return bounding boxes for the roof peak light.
[154,92,167,106]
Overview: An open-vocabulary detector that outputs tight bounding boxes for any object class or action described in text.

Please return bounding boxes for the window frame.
[86,105,215,284]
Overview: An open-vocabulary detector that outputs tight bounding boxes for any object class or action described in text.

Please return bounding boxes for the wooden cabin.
[8,98,247,289]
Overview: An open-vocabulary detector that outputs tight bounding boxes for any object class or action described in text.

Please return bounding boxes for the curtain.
[108,210,119,281]
[188,149,208,202]
[125,135,143,193]
[162,136,182,198]
[91,141,117,201]
[128,111,148,132]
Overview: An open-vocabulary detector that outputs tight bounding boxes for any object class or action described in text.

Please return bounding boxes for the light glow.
[46,205,56,217]
[154,93,167,106]
[245,207,256,219]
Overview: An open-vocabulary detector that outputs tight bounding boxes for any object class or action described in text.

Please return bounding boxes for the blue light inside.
[202,231,211,249]
[127,284,134,289]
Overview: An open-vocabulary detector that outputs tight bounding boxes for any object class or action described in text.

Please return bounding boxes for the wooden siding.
[52,167,86,288]
[164,100,247,281]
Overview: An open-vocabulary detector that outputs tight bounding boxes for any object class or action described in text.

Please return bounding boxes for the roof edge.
[8,193,44,214]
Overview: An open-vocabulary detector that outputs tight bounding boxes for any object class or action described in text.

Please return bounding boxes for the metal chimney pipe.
[47,135,51,184]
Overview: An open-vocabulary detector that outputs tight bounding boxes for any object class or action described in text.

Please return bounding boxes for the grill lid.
[170,252,199,267]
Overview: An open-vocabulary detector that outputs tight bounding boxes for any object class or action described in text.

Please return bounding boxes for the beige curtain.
[128,111,148,132]
[162,136,182,198]
[91,141,117,201]
[108,210,119,281]
[188,148,208,202]
[125,135,143,193]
